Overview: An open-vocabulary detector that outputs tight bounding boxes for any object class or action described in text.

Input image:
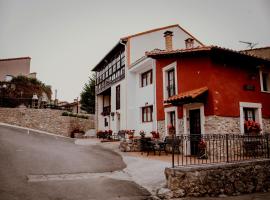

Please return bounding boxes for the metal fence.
[171,133,270,167]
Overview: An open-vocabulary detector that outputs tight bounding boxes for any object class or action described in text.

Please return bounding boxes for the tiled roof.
[0,57,31,61]
[146,46,270,61]
[164,86,208,104]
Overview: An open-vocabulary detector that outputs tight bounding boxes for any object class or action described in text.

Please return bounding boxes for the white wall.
[129,26,202,64]
[127,58,156,136]
[110,79,126,133]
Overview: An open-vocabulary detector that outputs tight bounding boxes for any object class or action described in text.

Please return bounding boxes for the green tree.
[80,73,96,114]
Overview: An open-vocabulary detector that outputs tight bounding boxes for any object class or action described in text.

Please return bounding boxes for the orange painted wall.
[155,56,270,121]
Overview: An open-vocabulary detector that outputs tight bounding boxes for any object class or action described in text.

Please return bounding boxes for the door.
[189,109,201,155]
[116,113,120,133]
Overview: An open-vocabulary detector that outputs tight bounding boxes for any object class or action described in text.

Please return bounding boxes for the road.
[0,125,150,200]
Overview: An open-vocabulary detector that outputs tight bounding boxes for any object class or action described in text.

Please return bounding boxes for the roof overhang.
[164,87,208,105]
[146,46,270,65]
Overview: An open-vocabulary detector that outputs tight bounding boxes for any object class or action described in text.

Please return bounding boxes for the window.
[239,102,262,134]
[243,108,255,121]
[167,69,175,97]
[262,72,270,92]
[141,70,152,87]
[169,111,176,127]
[116,85,120,110]
[142,106,153,122]
[104,118,108,127]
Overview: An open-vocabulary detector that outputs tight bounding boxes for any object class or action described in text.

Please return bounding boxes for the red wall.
[155,56,270,121]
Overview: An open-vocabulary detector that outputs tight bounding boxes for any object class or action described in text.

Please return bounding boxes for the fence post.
[226,134,229,162]
[266,134,270,159]
[172,134,175,168]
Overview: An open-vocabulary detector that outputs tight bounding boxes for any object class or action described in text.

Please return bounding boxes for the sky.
[0,0,269,102]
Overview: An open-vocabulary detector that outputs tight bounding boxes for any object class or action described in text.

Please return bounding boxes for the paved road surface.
[0,126,150,200]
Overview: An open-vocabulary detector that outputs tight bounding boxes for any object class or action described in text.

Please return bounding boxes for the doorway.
[189,109,201,155]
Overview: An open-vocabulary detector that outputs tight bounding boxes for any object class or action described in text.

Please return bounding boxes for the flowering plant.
[198,139,207,149]
[126,130,135,139]
[244,120,262,134]
[167,124,175,135]
[150,131,160,139]
[139,130,145,138]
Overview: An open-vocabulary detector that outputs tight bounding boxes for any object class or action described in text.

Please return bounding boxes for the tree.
[80,73,95,114]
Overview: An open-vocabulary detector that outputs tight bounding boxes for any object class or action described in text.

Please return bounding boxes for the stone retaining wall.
[0,108,95,137]
[164,159,270,198]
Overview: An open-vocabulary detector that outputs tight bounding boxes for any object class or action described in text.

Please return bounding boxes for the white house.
[92,24,204,136]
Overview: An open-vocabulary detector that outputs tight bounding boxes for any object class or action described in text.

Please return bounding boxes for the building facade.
[92,24,204,135]
[147,45,270,138]
[0,57,32,81]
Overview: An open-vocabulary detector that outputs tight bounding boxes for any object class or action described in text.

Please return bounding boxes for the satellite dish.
[239,41,258,49]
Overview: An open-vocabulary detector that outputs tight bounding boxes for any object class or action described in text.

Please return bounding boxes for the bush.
[62,111,69,116]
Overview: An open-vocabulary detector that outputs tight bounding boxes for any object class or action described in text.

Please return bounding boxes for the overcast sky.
[0,0,269,102]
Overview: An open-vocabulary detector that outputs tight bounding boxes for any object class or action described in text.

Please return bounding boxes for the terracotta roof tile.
[165,86,208,104]
[146,46,270,61]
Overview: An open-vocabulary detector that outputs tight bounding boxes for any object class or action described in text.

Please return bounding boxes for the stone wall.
[157,120,165,138]
[163,159,270,198]
[205,116,240,134]
[0,108,95,137]
[263,118,270,133]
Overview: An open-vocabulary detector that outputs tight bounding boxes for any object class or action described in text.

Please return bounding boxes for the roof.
[92,42,124,71]
[0,57,31,61]
[121,24,204,46]
[164,86,208,104]
[92,24,205,71]
[146,45,270,62]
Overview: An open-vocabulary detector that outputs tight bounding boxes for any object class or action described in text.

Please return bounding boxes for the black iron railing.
[171,133,270,167]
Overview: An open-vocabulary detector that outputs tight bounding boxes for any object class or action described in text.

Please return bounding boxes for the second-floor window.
[142,105,153,122]
[167,69,175,97]
[116,85,120,110]
[141,70,152,87]
[261,72,270,92]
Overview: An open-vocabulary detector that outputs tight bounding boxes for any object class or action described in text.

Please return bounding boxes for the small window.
[167,69,175,97]
[116,85,120,110]
[104,118,108,127]
[142,106,153,122]
[141,70,152,87]
[262,72,270,92]
[243,108,255,121]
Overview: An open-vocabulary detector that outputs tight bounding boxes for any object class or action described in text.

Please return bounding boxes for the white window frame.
[164,106,179,136]
[183,103,205,136]
[239,102,262,134]
[162,61,178,101]
[259,69,270,93]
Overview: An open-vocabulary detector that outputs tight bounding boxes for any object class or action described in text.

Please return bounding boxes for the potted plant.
[167,124,175,136]
[244,120,262,135]
[150,131,160,139]
[127,130,135,139]
[139,130,145,138]
[198,139,208,159]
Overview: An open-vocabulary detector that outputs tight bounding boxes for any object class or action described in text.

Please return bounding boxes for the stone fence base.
[164,159,270,198]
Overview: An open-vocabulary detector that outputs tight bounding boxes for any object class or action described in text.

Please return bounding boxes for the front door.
[189,109,201,155]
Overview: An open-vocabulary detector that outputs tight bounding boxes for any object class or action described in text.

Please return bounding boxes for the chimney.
[185,38,194,49]
[164,31,173,51]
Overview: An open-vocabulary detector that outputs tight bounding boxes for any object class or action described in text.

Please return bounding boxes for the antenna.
[239,41,258,49]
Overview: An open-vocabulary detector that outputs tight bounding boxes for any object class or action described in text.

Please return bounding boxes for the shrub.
[62,111,69,116]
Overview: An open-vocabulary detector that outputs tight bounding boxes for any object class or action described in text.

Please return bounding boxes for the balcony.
[96,71,125,95]
[101,106,111,116]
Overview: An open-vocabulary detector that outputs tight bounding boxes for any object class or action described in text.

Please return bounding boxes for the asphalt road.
[0,125,150,200]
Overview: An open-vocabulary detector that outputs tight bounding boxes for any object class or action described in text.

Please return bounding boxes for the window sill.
[142,121,153,123]
[261,90,270,94]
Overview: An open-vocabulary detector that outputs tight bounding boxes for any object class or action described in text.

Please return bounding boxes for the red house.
[146,42,270,139]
